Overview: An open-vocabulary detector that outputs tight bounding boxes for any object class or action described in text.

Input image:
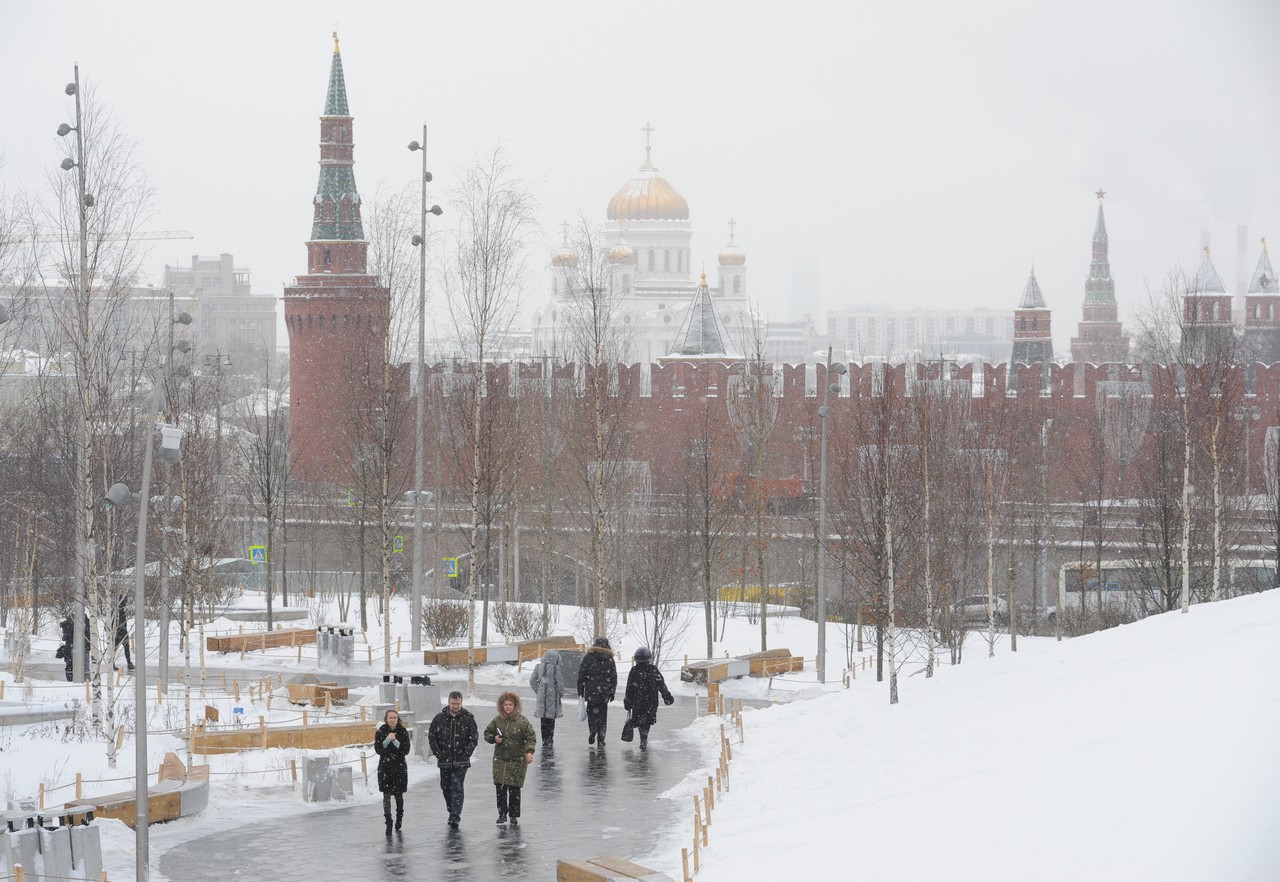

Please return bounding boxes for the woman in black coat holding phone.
[623,646,673,750]
[374,709,412,834]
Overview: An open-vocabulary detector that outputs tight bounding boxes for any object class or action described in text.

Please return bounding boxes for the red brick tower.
[1243,238,1280,361]
[1070,190,1130,363]
[284,35,389,481]
[1181,246,1234,363]
[1010,267,1053,364]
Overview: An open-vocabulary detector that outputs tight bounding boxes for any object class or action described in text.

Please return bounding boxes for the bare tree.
[438,146,533,692]
[558,215,635,639]
[237,356,291,630]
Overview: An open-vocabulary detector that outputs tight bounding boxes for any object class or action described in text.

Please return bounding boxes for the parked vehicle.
[956,594,1009,624]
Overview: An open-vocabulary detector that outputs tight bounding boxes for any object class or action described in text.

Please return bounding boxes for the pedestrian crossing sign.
[444,557,459,578]
[249,545,267,564]
[393,535,404,554]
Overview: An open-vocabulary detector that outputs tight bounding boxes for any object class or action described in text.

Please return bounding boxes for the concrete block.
[404,683,440,715]
[373,703,394,723]
[303,756,332,803]
[42,825,72,878]
[9,829,37,874]
[557,650,586,695]
[485,644,519,663]
[1,832,13,874]
[379,683,398,704]
[70,824,103,880]
[413,721,432,760]
[334,766,353,800]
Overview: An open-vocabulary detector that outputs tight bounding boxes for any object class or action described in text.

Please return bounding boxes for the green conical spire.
[1084,191,1115,305]
[311,33,363,242]
[324,32,350,116]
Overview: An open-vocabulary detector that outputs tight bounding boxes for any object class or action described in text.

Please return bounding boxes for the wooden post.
[707,681,720,715]
[302,710,308,727]
[267,694,273,711]
[157,678,164,705]
[100,871,108,882]
[259,716,267,749]
[681,848,691,882]
[116,725,126,750]
[0,680,4,699]
[76,772,83,801]
[325,690,331,715]
[361,753,368,784]
[233,679,240,703]
[707,775,715,810]
[221,671,226,691]
[715,766,722,794]
[361,704,367,722]
[14,862,23,882]
[396,637,402,658]
[297,645,302,664]
[38,783,44,810]
[290,759,297,783]
[693,815,701,872]
[367,646,373,666]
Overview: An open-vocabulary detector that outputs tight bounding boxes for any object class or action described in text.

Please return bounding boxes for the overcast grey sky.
[2,0,1278,352]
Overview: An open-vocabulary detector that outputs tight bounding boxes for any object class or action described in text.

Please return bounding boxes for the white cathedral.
[530,126,754,364]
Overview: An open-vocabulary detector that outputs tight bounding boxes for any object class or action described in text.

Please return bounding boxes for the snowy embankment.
[656,591,1280,882]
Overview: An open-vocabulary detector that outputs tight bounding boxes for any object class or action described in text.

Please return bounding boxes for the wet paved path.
[159,684,699,880]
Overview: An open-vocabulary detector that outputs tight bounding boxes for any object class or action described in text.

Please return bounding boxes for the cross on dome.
[728,217,737,244]
[642,122,654,162]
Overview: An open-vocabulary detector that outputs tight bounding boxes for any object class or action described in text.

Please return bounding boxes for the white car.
[957,594,1009,624]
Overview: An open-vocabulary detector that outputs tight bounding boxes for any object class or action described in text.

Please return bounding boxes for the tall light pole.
[408,128,442,652]
[815,347,847,684]
[59,65,93,683]
[106,392,183,882]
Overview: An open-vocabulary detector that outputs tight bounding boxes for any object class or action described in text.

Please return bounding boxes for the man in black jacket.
[428,691,479,828]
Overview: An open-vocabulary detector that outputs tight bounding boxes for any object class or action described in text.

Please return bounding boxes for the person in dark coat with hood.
[428,690,478,828]
[529,649,564,746]
[374,709,412,834]
[576,636,618,745]
[483,691,536,825]
[623,645,673,750]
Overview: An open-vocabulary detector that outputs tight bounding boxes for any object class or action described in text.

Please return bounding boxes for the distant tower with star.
[283,34,389,481]
[1070,190,1130,364]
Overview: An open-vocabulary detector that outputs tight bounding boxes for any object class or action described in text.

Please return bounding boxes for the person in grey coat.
[529,649,564,746]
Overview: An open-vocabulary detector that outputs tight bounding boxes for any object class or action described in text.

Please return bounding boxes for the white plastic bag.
[577,695,587,722]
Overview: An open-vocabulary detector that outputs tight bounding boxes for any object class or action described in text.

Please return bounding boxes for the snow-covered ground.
[2,590,1277,880]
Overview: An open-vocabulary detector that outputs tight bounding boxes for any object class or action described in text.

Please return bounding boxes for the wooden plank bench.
[207,628,316,654]
[284,682,349,706]
[191,719,373,754]
[557,855,672,881]
[740,648,800,677]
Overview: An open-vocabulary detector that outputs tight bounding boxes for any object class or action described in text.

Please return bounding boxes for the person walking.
[428,690,478,829]
[483,691,536,825]
[113,591,133,672]
[529,649,564,747]
[374,709,412,835]
[576,636,618,746]
[623,646,673,750]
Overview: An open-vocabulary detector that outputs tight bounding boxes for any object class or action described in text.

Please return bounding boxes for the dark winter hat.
[593,637,611,649]
[634,646,653,662]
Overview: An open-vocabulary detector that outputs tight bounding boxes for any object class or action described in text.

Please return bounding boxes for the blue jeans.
[439,766,468,818]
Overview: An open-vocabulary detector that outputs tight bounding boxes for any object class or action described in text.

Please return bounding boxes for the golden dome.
[607,124,689,221]
[608,242,635,265]
[718,218,745,266]
[551,221,577,268]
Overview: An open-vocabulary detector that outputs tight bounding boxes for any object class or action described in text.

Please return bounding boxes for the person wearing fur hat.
[576,636,618,746]
[483,691,536,825]
[623,645,673,750]
[529,649,565,746]
[374,709,412,834]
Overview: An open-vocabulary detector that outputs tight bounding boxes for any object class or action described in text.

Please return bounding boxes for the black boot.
[496,811,507,825]
[384,813,393,836]
[395,810,403,832]
[588,729,595,744]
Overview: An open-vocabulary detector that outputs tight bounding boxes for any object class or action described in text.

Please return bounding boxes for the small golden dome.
[608,242,635,265]
[551,221,577,268]
[718,218,745,266]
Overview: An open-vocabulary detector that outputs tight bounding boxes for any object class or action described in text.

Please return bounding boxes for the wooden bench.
[207,628,316,654]
[284,682,349,706]
[740,648,802,677]
[557,856,672,881]
[191,719,372,754]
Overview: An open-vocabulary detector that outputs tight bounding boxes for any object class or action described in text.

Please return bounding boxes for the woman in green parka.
[483,690,536,825]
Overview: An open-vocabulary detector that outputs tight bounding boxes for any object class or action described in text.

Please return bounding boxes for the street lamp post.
[408,128,442,652]
[106,391,183,882]
[59,65,93,683]
[815,347,847,684]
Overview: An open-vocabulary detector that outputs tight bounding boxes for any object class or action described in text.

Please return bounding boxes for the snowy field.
[2,590,1277,881]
